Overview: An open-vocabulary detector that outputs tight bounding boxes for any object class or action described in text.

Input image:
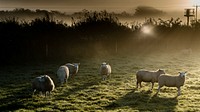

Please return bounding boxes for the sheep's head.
[39,75,46,82]
[179,71,187,78]
[100,62,108,71]
[43,75,52,84]
[158,69,165,74]
[101,62,107,65]
[73,63,80,69]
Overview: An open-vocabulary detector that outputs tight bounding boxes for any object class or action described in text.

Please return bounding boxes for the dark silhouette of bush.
[0,9,200,65]
[72,10,132,40]
[0,10,133,64]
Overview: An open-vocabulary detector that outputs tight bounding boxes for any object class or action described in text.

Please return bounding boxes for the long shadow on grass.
[53,80,100,100]
[104,89,178,111]
[0,85,33,111]
[0,70,58,111]
[0,86,55,111]
[0,71,33,111]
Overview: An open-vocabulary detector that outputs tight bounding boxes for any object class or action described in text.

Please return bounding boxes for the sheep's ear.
[184,71,187,75]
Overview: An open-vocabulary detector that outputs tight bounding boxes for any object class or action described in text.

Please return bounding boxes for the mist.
[1,1,200,111]
[0,5,199,66]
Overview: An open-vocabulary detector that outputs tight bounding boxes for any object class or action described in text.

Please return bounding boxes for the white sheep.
[57,65,69,84]
[32,75,55,96]
[65,63,80,78]
[136,69,165,90]
[156,71,187,96]
[99,62,111,80]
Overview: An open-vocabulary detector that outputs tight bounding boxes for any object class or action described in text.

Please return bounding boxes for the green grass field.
[0,52,200,111]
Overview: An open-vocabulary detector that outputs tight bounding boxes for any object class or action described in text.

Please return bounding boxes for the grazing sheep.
[136,69,165,90]
[156,71,187,96]
[32,75,55,96]
[57,65,69,84]
[99,62,111,80]
[65,63,80,78]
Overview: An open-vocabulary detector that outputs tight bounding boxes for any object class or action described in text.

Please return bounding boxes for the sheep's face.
[43,75,52,83]
[100,63,108,71]
[39,76,46,82]
[158,69,165,74]
[179,72,187,78]
[101,63,107,68]
[73,63,80,69]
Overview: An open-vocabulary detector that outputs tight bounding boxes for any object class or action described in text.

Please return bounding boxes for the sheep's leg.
[71,74,75,80]
[46,91,50,97]
[102,75,105,80]
[139,82,142,88]
[33,89,36,95]
[70,74,73,79]
[156,86,161,95]
[45,91,47,97]
[65,78,68,83]
[136,81,141,89]
[40,91,43,96]
[177,87,181,96]
[150,82,154,90]
[103,75,107,80]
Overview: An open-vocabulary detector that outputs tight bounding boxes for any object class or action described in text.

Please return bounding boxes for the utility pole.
[184,9,195,26]
[194,5,200,22]
[196,5,198,22]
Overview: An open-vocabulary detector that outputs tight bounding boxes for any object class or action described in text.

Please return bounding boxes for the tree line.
[0,10,200,65]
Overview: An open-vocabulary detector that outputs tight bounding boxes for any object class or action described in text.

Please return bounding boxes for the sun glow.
[138,24,156,39]
[141,25,154,35]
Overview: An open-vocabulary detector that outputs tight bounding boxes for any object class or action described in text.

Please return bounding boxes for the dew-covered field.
[0,51,200,111]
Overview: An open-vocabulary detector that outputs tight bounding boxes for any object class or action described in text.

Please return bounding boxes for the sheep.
[32,75,55,96]
[136,69,165,90]
[65,63,80,78]
[57,65,69,84]
[99,62,111,80]
[156,71,187,96]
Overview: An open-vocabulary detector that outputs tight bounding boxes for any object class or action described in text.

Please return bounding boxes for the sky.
[0,0,198,14]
